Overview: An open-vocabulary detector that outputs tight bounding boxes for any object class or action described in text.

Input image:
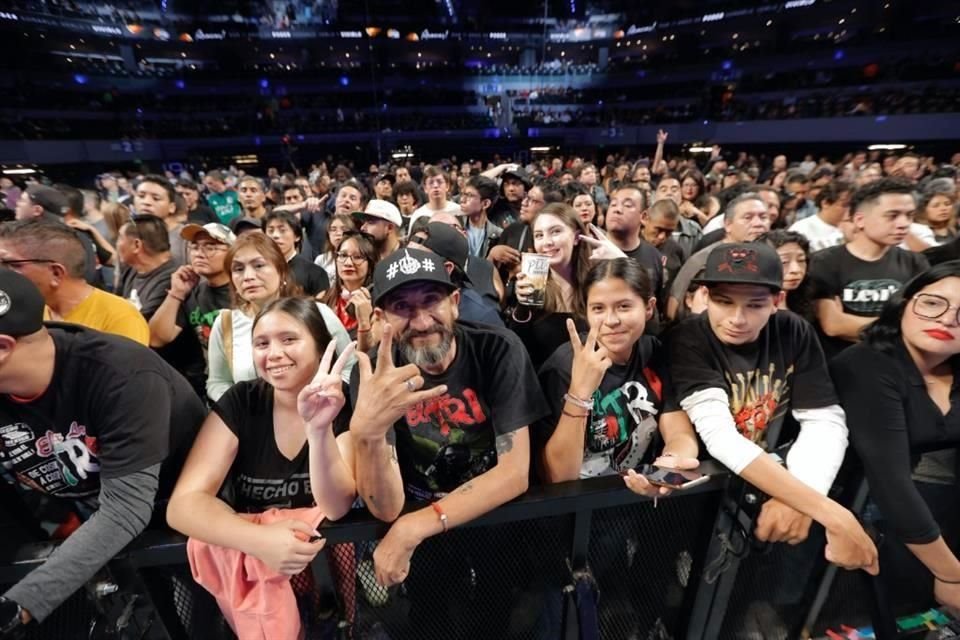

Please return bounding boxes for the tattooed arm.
[372,427,530,585]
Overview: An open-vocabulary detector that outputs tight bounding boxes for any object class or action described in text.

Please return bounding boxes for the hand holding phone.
[637,464,710,490]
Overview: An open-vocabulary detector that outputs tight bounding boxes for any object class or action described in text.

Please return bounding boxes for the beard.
[400,322,455,368]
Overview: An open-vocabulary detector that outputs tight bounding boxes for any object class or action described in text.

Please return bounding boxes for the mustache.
[400,323,451,341]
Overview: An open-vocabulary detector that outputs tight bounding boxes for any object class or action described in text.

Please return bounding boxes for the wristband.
[564,392,593,410]
[431,502,449,533]
[356,326,371,334]
[562,407,589,419]
[934,574,960,584]
[167,291,185,303]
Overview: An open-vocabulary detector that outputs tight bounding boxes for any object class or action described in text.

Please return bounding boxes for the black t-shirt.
[180,282,232,353]
[488,199,521,230]
[121,260,207,394]
[187,205,220,225]
[668,312,837,447]
[0,325,206,504]
[348,322,548,501]
[506,310,589,371]
[808,245,929,356]
[288,254,330,297]
[214,380,319,513]
[536,336,678,477]
[623,241,665,296]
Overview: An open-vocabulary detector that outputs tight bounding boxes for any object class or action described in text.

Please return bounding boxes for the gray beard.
[401,326,455,368]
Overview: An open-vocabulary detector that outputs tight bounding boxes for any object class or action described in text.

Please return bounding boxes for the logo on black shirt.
[841,279,902,315]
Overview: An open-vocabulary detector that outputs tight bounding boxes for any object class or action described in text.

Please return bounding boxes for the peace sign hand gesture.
[566,319,612,401]
[298,340,357,434]
[350,323,449,442]
[579,223,628,262]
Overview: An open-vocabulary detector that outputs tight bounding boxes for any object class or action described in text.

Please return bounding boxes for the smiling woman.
[167,297,358,632]
[205,233,354,402]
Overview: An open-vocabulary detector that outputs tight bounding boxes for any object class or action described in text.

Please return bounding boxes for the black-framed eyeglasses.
[912,293,960,325]
[0,259,55,268]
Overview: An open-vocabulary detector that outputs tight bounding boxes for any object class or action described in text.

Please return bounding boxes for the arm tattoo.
[495,432,515,456]
[454,482,475,495]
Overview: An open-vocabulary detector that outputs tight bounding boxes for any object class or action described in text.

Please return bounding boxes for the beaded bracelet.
[563,392,593,410]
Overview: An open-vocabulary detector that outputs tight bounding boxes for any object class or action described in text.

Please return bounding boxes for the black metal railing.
[0,460,951,640]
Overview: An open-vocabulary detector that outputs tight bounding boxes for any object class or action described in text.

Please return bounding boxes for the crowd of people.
[0,137,959,637]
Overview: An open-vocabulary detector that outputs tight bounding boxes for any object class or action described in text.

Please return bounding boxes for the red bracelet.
[431,502,449,533]
[356,327,371,334]
[167,291,185,303]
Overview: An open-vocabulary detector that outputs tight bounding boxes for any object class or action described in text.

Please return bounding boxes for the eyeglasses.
[189,243,228,256]
[912,293,960,325]
[0,258,55,268]
[522,195,544,205]
[336,252,366,264]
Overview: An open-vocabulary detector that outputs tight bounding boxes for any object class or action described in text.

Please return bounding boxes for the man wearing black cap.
[0,271,205,634]
[14,185,102,288]
[407,221,504,327]
[667,242,878,572]
[346,248,546,599]
[373,173,395,201]
[482,163,530,229]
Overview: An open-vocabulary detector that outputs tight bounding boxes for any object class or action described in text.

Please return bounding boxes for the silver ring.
[406,378,416,392]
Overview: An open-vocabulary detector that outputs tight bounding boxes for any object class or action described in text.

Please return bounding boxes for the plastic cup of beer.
[520,253,551,308]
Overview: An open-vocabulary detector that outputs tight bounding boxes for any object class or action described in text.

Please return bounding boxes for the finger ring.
[406,378,416,392]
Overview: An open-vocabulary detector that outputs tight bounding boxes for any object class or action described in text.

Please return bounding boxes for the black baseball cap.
[409,222,472,282]
[502,167,532,189]
[693,242,783,292]
[0,270,45,338]
[230,216,263,234]
[372,248,456,306]
[26,185,68,217]
[375,172,396,185]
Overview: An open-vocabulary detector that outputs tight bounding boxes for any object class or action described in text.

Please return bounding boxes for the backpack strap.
[221,309,234,378]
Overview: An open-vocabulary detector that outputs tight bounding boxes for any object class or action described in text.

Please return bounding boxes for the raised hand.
[298,340,357,433]
[579,223,628,261]
[350,323,448,442]
[488,244,521,267]
[348,287,373,325]
[169,265,200,300]
[566,319,612,400]
[656,129,668,145]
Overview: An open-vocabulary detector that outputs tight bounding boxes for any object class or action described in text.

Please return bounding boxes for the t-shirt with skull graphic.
[0,324,205,512]
[348,321,548,502]
[808,244,928,358]
[535,335,679,478]
[667,312,837,450]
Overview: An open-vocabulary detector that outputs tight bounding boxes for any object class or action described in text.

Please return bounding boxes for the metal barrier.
[0,463,950,640]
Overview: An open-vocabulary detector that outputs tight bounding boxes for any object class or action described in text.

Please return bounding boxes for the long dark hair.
[253,296,334,361]
[321,231,377,309]
[862,260,960,354]
[224,232,303,312]
[581,258,653,311]
[758,230,813,321]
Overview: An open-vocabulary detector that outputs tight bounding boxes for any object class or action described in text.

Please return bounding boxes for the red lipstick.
[924,329,955,341]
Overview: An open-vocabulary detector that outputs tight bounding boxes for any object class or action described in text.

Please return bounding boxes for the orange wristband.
[431,502,449,533]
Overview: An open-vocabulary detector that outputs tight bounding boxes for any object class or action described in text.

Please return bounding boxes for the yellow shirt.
[52,288,150,345]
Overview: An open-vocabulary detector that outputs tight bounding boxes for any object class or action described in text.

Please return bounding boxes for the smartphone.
[637,464,710,490]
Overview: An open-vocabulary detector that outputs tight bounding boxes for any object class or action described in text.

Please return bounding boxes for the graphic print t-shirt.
[808,245,928,357]
[214,379,318,512]
[0,325,205,505]
[668,312,837,447]
[180,282,231,353]
[349,322,548,501]
[206,190,242,225]
[536,336,678,478]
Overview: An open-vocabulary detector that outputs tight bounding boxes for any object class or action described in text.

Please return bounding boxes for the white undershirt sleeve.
[786,404,849,495]
[680,387,764,474]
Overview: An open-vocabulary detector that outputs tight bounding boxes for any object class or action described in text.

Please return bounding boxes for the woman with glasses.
[206,233,353,402]
[314,213,356,283]
[830,262,960,611]
[321,231,379,352]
